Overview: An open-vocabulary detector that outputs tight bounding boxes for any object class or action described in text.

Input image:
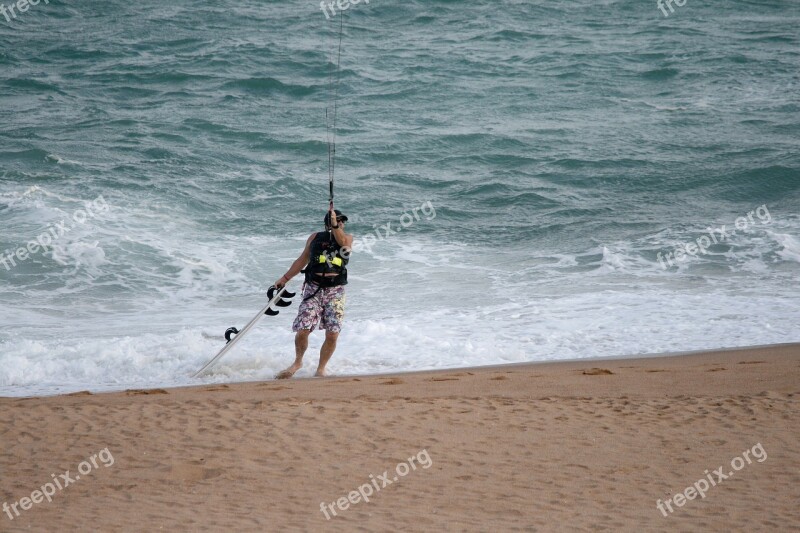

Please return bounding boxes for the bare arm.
[329,208,354,249]
[330,225,353,249]
[274,233,315,288]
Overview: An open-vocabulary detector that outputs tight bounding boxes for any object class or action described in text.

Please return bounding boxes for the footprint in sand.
[582,368,614,375]
[381,378,405,385]
[17,431,37,443]
[168,464,222,483]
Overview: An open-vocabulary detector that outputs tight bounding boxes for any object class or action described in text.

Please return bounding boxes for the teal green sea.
[1,0,799,395]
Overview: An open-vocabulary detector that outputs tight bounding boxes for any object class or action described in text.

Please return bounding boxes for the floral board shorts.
[292,282,347,333]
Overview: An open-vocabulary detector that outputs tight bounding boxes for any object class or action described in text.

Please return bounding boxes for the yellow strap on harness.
[317,255,343,267]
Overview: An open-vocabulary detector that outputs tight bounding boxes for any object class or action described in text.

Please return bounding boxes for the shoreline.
[4,341,800,400]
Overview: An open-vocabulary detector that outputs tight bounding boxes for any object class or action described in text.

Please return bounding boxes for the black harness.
[302,231,349,300]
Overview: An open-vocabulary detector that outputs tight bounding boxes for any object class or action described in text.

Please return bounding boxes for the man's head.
[324,209,348,229]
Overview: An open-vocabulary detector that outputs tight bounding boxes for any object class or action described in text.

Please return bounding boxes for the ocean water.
[1,0,799,396]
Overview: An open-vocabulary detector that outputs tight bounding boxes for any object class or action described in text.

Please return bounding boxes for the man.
[274,208,353,378]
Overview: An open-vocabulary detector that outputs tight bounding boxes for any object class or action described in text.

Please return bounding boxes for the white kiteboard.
[193,285,296,377]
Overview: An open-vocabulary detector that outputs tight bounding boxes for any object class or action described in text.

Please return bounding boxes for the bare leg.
[315,330,339,377]
[276,329,311,379]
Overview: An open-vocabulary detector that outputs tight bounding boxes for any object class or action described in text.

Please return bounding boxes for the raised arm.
[328,208,354,249]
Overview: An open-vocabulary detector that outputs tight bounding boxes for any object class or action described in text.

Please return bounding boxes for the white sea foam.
[2,227,800,397]
[770,231,800,263]
[2,187,799,397]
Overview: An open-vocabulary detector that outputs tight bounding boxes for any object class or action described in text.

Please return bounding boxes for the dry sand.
[1,343,799,532]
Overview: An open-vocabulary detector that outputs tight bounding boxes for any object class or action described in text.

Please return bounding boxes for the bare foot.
[276,363,301,379]
[314,368,328,378]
